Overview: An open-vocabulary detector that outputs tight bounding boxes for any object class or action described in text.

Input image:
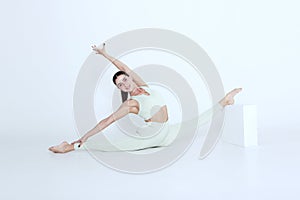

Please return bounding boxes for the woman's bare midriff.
[144,105,168,123]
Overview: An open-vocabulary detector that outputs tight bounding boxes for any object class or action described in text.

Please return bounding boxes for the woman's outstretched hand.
[91,43,106,55]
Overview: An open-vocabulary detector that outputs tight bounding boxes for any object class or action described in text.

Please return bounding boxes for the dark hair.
[112,71,129,102]
[112,71,129,85]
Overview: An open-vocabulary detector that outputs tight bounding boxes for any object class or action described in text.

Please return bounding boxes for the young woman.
[49,43,242,153]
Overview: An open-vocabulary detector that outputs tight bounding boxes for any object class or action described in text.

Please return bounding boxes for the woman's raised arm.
[92,43,148,87]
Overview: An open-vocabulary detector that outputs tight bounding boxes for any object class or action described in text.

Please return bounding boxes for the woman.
[49,43,242,153]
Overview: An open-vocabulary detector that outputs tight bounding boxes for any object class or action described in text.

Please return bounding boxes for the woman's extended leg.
[48,88,242,153]
[152,88,243,147]
[184,87,242,130]
[198,88,242,159]
[195,87,243,126]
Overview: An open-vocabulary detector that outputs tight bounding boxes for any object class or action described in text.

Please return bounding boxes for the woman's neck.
[130,86,149,96]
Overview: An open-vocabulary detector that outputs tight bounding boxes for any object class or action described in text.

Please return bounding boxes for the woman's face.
[115,74,134,92]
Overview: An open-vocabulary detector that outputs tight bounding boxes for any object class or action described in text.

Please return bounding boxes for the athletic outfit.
[73,85,224,151]
[130,85,165,121]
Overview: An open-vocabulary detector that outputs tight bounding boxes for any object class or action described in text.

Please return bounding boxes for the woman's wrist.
[102,52,109,58]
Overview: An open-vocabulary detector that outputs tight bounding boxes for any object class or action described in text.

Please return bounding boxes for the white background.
[1,0,300,199]
[1,0,299,137]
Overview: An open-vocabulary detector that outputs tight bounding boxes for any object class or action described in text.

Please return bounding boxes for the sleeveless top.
[129,86,166,120]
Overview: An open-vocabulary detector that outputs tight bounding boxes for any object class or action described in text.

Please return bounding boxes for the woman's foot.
[48,141,74,153]
[219,88,242,107]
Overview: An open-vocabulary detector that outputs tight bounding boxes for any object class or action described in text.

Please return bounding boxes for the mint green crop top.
[130,86,166,120]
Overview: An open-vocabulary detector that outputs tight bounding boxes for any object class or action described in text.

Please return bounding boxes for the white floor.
[1,127,300,200]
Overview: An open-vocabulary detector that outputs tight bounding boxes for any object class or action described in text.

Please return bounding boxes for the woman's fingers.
[71,139,81,145]
[91,45,100,54]
[91,43,106,55]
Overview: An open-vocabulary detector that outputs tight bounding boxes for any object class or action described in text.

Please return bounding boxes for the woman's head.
[112,71,134,92]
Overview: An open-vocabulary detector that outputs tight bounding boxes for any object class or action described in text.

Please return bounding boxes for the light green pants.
[74,103,224,152]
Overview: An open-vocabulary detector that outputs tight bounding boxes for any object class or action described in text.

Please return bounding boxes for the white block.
[221,104,258,147]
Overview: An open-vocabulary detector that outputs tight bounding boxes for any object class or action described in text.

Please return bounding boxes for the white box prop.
[221,104,258,147]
